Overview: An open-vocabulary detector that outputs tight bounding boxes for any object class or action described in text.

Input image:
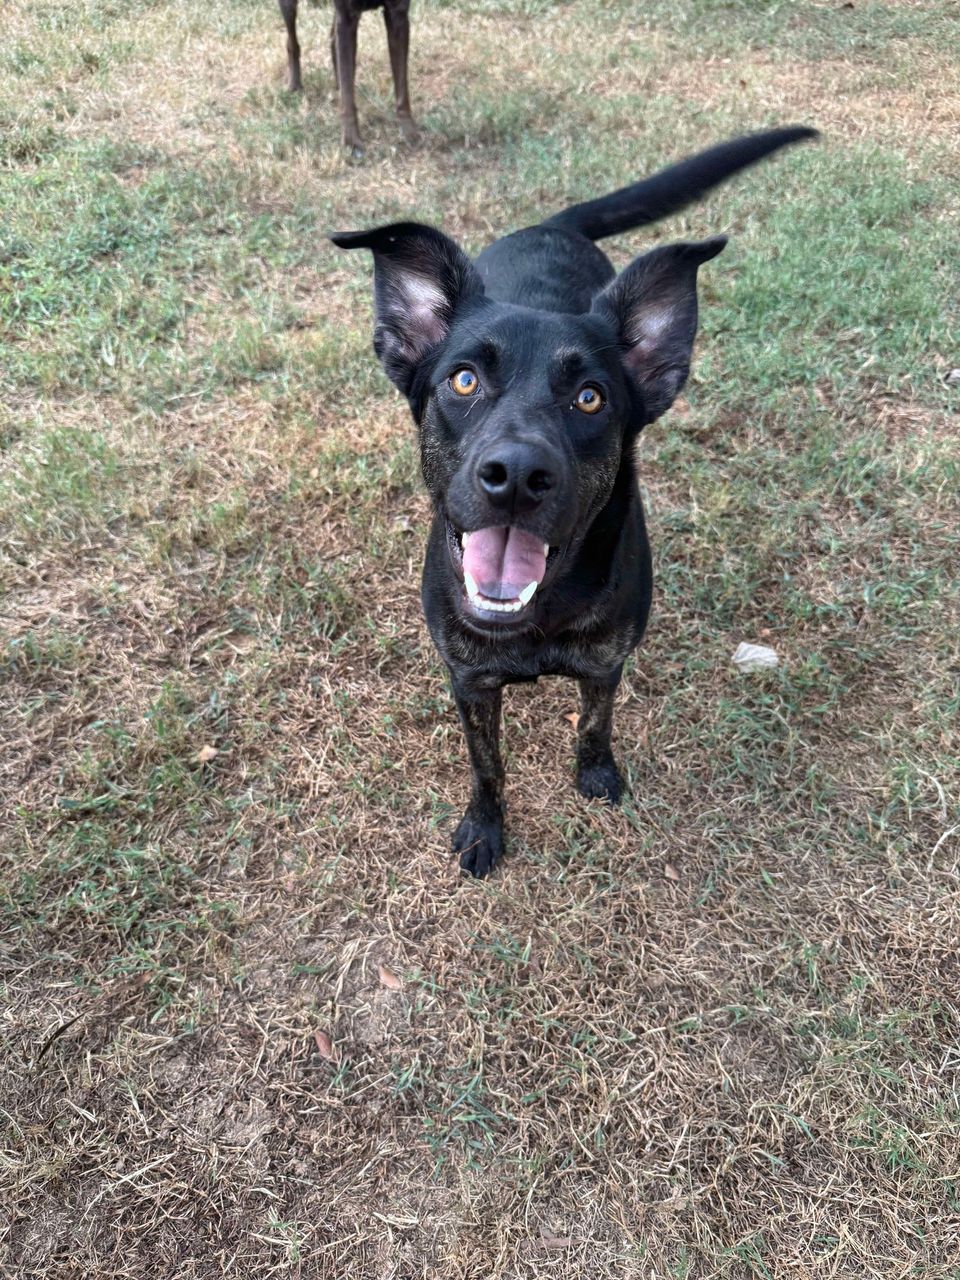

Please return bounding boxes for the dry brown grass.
[588,43,960,166]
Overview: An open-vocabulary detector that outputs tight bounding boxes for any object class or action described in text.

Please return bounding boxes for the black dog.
[278,0,416,155]
[333,127,816,876]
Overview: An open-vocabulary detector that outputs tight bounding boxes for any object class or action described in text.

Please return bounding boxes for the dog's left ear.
[331,222,484,396]
[592,236,727,423]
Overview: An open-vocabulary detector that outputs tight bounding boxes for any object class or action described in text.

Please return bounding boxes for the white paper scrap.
[732,642,779,672]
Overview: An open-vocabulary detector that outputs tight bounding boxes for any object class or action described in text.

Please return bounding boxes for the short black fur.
[332,126,817,877]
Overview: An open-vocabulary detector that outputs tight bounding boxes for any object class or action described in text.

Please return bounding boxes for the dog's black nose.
[476,442,556,512]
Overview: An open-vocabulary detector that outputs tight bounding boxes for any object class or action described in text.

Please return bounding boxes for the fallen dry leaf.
[664,862,681,881]
[564,712,580,730]
[195,744,218,764]
[378,964,402,991]
[314,1030,337,1061]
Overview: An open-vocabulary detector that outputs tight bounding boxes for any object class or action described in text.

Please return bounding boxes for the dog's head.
[332,222,724,634]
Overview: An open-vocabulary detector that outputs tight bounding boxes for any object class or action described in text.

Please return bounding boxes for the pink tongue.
[463,527,547,599]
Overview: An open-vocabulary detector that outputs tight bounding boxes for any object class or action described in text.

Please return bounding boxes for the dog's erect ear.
[592,236,727,423]
[330,222,484,395]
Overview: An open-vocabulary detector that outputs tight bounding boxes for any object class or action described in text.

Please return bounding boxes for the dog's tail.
[543,126,818,242]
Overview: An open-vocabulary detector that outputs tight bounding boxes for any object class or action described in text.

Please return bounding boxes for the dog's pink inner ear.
[623,301,676,369]
[332,221,484,392]
[593,236,726,422]
[395,272,450,353]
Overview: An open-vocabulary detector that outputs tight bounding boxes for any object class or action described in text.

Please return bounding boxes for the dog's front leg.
[331,7,363,155]
[279,0,302,92]
[451,682,505,878]
[576,670,624,804]
[383,0,417,143]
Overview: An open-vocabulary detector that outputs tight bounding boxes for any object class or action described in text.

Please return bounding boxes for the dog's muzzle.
[443,434,571,623]
[460,526,549,613]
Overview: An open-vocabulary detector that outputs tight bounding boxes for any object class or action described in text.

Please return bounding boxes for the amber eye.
[450,368,479,396]
[574,384,604,415]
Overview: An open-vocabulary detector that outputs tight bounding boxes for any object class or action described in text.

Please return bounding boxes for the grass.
[1,0,959,1276]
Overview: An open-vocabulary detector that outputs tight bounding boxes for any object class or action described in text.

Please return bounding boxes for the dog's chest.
[446,626,637,690]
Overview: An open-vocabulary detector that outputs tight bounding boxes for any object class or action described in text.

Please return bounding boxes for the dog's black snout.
[478,460,509,493]
[476,442,557,511]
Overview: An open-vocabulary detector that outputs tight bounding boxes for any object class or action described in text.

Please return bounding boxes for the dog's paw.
[576,760,623,805]
[453,813,504,879]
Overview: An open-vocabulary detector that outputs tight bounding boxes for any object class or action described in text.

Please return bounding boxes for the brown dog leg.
[332,7,363,154]
[383,0,417,143]
[279,0,302,92]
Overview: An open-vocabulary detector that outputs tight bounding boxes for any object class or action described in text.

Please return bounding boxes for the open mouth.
[448,522,552,618]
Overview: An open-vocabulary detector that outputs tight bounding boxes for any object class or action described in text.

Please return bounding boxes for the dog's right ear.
[330,222,484,395]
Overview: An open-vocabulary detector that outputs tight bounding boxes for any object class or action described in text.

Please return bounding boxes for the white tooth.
[542,543,550,557]
[518,581,538,606]
[461,532,470,549]
[464,571,479,598]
